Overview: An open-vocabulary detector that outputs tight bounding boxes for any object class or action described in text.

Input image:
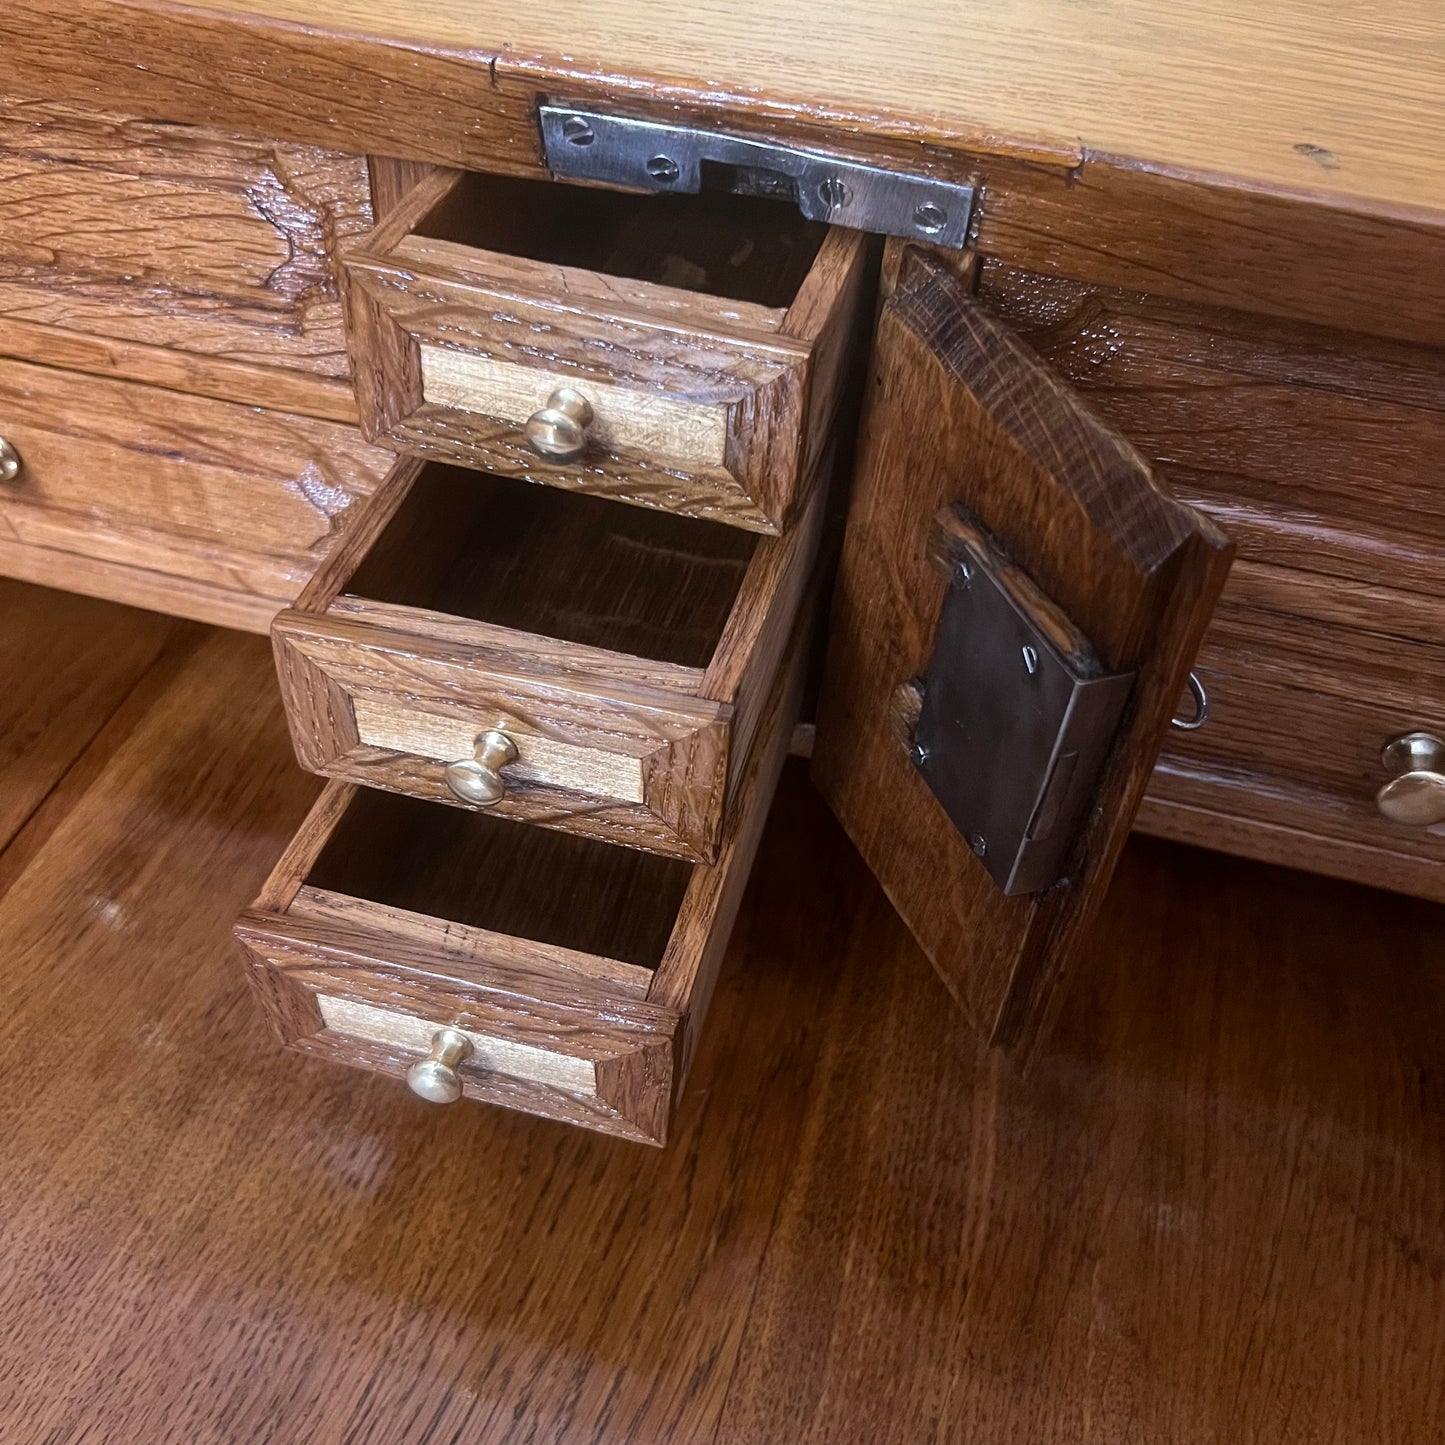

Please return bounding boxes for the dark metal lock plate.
[907,506,1136,896]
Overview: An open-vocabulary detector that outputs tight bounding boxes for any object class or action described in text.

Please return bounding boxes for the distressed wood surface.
[244,597,808,1144]
[1139,597,1445,903]
[0,358,395,632]
[275,453,829,861]
[342,169,867,533]
[813,245,1233,1059]
[1,2,1440,353]
[980,261,1445,589]
[0,96,372,395]
[2,609,1442,1441]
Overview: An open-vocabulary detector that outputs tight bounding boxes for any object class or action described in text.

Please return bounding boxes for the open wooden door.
[813,246,1233,1063]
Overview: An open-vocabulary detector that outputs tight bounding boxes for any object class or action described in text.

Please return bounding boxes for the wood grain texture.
[813,245,1232,1059]
[342,169,867,533]
[0,578,190,855]
[1138,597,1445,902]
[275,458,827,861]
[3,612,1442,1442]
[2,3,1441,351]
[114,0,1445,219]
[0,358,395,632]
[979,261,1445,585]
[0,96,372,392]
[244,602,808,1144]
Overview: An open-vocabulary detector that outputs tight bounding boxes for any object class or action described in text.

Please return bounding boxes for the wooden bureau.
[0,0,1440,1142]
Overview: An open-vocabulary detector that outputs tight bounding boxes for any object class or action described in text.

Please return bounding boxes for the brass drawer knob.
[524,387,594,463]
[0,437,21,483]
[443,728,519,807]
[1376,731,1445,826]
[406,1027,473,1104]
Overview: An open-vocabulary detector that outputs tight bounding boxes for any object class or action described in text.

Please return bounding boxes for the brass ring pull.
[1376,732,1445,826]
[406,1028,473,1104]
[443,729,518,807]
[524,387,594,463]
[0,436,21,483]
[1171,671,1209,731]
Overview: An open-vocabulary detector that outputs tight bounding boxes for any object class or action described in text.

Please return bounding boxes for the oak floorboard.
[0,578,192,856]
[0,610,1440,1443]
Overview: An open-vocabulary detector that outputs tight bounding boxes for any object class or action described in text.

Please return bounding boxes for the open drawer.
[340,166,874,534]
[272,455,823,862]
[236,611,806,1146]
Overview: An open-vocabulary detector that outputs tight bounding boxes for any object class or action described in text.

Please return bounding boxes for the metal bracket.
[539,104,975,249]
[908,506,1136,896]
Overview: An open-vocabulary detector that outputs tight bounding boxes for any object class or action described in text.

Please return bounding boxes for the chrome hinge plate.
[539,104,975,249]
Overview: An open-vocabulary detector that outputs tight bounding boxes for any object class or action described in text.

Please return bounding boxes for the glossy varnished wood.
[1,604,1442,1441]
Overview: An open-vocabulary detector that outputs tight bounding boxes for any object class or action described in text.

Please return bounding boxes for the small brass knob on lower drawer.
[444,729,518,807]
[406,1028,473,1104]
[524,387,594,463]
[1376,732,1445,826]
[0,437,21,483]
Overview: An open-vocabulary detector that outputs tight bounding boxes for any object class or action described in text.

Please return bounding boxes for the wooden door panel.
[813,245,1232,1060]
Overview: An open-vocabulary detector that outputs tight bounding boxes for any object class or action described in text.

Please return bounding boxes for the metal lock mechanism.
[540,104,976,248]
[903,505,1136,896]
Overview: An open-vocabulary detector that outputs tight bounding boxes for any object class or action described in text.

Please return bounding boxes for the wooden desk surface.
[2,578,1442,1442]
[181,0,1445,217]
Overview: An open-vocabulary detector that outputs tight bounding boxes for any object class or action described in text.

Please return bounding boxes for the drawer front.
[0,358,394,631]
[342,167,873,533]
[978,262,1445,598]
[0,97,372,379]
[273,456,823,861]
[237,615,805,1145]
[1141,599,1445,900]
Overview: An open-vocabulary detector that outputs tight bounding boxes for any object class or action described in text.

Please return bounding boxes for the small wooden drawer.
[1140,599,1445,901]
[340,167,874,534]
[237,620,803,1145]
[272,453,823,862]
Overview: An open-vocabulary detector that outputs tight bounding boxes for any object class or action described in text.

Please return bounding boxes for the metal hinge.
[539,104,975,249]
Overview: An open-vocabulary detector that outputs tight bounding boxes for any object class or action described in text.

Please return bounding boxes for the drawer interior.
[414,170,828,308]
[307,786,693,970]
[345,461,758,669]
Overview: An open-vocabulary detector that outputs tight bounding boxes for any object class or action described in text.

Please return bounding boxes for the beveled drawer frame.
[238,611,808,1146]
[339,166,873,534]
[272,455,825,862]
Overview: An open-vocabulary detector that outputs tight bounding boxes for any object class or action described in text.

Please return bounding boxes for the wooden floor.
[1,578,1442,1444]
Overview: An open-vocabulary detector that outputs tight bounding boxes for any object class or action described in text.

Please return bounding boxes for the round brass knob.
[443,728,519,807]
[524,387,594,463]
[0,437,21,483]
[1376,731,1445,826]
[406,1028,473,1104]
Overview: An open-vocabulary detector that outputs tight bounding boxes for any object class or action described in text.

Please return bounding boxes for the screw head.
[952,560,973,588]
[910,740,930,768]
[1022,645,1039,675]
[969,834,989,858]
[561,116,595,146]
[645,154,681,183]
[817,176,851,210]
[914,201,948,234]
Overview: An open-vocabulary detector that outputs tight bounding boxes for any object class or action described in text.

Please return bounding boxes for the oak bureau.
[0,1,1440,1143]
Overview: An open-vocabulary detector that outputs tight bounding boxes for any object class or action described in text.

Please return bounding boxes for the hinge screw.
[1022,645,1039,674]
[969,834,989,858]
[646,154,681,182]
[914,202,948,234]
[817,176,851,210]
[562,116,595,146]
[910,740,930,768]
